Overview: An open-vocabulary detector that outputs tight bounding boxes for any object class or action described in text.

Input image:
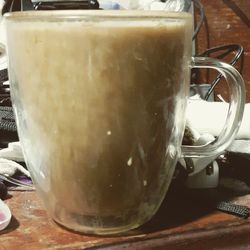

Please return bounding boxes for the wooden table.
[1,186,250,250]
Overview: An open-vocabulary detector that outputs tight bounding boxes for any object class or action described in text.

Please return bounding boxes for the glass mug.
[4,11,245,235]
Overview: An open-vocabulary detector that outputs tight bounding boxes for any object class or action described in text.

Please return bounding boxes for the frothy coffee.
[6,11,192,233]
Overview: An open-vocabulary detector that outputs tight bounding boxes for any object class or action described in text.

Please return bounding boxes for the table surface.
[1,0,250,249]
[1,187,250,250]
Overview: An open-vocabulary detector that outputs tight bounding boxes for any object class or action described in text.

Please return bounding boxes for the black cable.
[2,0,100,14]
[198,44,244,100]
[192,0,205,41]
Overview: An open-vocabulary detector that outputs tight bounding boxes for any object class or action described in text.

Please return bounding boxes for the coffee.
[6,11,192,233]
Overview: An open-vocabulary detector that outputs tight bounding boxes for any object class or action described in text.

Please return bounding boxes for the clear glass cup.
[4,10,245,235]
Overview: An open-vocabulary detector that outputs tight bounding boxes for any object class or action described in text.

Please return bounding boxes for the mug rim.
[4,10,192,21]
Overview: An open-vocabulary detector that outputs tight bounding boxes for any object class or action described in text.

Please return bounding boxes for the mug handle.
[181,56,245,158]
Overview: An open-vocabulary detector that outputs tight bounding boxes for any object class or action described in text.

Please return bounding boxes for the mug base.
[51,206,145,235]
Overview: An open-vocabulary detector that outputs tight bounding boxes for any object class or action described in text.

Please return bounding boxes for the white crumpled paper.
[182,96,250,188]
[0,142,29,177]
[187,96,250,140]
[99,0,187,11]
